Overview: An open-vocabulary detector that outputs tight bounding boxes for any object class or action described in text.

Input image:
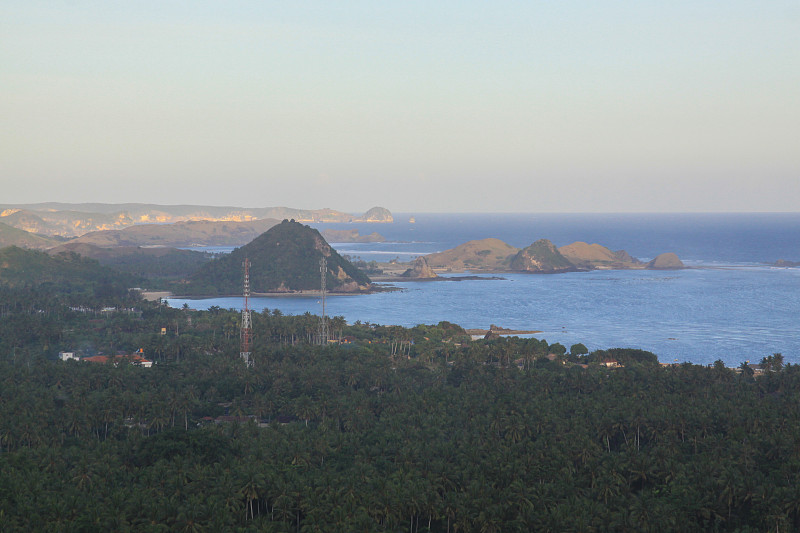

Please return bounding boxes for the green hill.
[185,220,372,295]
[48,242,213,279]
[0,245,139,293]
[0,222,59,249]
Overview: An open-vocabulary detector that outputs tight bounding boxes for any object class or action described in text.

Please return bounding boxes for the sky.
[2,1,798,213]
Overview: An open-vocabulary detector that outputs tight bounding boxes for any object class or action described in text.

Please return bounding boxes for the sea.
[168,213,800,366]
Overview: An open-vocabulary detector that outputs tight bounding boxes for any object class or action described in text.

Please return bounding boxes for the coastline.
[465,328,542,336]
[154,285,401,301]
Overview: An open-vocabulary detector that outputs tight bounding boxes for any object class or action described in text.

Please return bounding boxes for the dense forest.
[1,261,799,532]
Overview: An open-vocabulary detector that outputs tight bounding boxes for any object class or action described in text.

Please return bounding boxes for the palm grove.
[1,246,799,532]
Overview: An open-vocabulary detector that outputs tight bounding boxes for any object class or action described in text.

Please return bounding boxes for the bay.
[168,213,800,366]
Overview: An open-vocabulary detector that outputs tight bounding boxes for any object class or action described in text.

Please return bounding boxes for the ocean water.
[168,213,800,366]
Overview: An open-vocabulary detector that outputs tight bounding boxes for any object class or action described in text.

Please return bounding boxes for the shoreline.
[153,285,401,301]
[465,328,542,336]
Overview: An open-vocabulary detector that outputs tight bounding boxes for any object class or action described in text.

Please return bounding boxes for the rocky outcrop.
[400,257,438,278]
[354,207,393,223]
[613,250,642,265]
[558,241,643,270]
[509,239,576,273]
[647,253,684,270]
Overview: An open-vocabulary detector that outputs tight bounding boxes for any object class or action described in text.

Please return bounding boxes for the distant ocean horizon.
[169,212,800,366]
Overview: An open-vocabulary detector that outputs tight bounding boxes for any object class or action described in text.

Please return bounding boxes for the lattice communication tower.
[240,258,254,367]
[317,256,329,345]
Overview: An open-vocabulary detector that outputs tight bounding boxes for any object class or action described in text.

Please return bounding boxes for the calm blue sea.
[169,213,800,366]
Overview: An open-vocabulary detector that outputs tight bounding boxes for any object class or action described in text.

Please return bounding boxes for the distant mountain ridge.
[0,203,394,238]
[69,218,282,247]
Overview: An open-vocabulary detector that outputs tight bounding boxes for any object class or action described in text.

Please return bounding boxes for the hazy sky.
[2,1,798,213]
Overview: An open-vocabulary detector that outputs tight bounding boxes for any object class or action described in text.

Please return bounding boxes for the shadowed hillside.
[0,222,59,249]
[184,220,371,295]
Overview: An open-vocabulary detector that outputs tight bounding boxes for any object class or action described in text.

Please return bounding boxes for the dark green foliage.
[588,347,660,366]
[1,279,798,531]
[92,248,213,279]
[549,342,567,355]
[185,219,370,295]
[131,428,234,467]
[0,246,141,305]
[570,342,589,355]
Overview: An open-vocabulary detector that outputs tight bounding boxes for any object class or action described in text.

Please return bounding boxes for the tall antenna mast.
[240,258,254,367]
[317,256,329,345]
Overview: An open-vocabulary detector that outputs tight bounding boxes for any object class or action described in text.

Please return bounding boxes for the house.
[59,351,78,361]
[601,359,622,368]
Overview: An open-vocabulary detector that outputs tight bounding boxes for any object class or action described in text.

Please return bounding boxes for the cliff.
[400,257,438,278]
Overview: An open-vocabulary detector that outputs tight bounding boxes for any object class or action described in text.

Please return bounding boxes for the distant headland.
[0,203,394,241]
[390,237,684,279]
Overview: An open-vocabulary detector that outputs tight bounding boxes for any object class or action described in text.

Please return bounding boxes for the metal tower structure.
[317,256,329,345]
[240,258,254,367]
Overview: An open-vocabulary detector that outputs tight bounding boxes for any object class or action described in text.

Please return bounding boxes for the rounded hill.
[425,238,518,271]
[185,220,371,295]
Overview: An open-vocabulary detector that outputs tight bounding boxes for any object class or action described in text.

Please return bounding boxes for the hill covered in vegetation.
[184,220,372,295]
[0,221,60,249]
[47,243,214,280]
[0,246,140,305]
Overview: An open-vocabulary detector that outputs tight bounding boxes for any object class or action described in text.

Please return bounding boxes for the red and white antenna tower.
[240,258,254,367]
[317,256,329,345]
